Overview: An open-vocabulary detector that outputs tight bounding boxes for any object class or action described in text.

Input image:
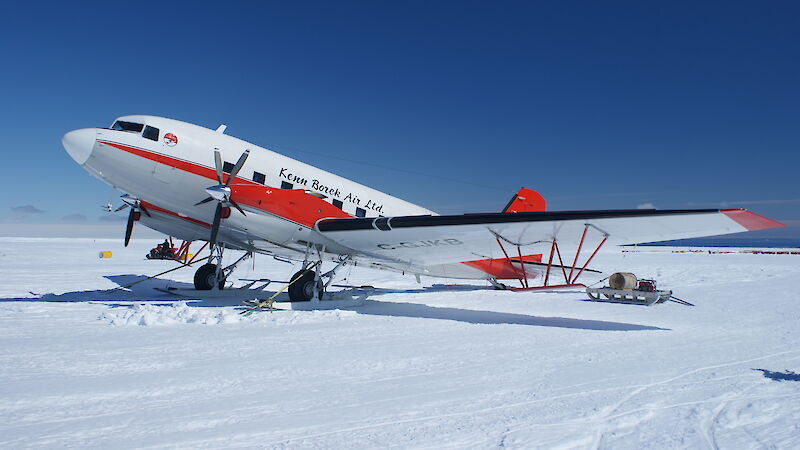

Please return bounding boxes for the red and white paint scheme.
[62,115,784,300]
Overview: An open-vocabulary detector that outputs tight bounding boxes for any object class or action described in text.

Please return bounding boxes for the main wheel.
[194,263,225,290]
[287,269,324,302]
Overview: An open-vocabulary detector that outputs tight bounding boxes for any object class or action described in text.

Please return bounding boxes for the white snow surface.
[1,237,799,448]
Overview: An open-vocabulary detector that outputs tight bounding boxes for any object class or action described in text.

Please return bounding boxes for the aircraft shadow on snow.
[1,275,666,331]
[349,301,666,331]
[753,369,800,382]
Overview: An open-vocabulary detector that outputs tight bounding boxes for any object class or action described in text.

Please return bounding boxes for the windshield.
[111,121,144,133]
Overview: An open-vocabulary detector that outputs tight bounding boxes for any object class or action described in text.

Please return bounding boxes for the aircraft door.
[148,124,174,184]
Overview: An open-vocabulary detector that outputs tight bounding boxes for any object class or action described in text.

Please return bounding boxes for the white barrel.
[609,272,637,290]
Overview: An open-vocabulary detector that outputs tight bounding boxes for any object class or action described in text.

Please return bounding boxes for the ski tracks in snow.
[584,349,800,449]
[3,240,800,448]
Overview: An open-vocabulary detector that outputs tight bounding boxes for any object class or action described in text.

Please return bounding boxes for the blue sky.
[1,1,797,237]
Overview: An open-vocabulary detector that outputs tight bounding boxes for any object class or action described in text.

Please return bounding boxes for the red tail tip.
[502,188,546,213]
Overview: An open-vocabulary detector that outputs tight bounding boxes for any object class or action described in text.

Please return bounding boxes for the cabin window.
[142,126,159,141]
[111,121,144,133]
[253,171,266,184]
[332,199,343,210]
[223,162,235,173]
[281,181,293,190]
[355,207,366,218]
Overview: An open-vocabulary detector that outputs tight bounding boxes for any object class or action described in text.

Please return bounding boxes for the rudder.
[501,187,546,213]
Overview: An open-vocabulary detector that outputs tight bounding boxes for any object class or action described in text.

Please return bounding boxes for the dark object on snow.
[754,369,800,382]
[146,242,176,260]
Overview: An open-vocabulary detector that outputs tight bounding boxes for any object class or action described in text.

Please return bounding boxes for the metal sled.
[585,286,672,306]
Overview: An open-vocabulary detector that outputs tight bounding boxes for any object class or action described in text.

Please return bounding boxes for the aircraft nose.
[62,128,96,165]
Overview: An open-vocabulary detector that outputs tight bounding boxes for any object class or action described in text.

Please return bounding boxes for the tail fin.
[502,188,546,213]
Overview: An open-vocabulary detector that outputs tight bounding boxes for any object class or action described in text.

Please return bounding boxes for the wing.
[316,209,784,267]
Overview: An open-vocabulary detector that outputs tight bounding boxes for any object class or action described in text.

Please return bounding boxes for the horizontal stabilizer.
[513,259,602,274]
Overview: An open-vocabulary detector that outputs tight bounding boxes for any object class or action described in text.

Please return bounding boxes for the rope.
[668,295,695,306]
[585,275,610,288]
[240,261,321,316]
[108,256,211,292]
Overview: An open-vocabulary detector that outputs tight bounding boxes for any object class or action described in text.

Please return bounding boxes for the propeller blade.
[114,204,129,212]
[229,199,246,216]
[124,208,135,247]
[209,203,223,249]
[139,203,152,218]
[194,196,215,206]
[225,149,250,186]
[214,149,224,185]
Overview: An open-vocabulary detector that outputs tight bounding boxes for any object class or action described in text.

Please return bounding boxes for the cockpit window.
[143,125,160,141]
[111,121,144,133]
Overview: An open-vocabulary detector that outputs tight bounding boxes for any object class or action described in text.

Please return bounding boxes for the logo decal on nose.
[164,133,178,146]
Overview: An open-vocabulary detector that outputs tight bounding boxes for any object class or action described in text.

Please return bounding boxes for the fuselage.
[64,116,434,246]
[62,115,531,280]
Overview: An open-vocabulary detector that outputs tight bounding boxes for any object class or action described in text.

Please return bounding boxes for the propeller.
[196,148,250,248]
[124,207,136,247]
[114,194,151,247]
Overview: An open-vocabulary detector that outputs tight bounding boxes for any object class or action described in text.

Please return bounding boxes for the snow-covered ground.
[1,237,799,449]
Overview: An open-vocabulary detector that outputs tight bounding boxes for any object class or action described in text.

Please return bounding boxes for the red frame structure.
[164,238,208,264]
[494,224,608,292]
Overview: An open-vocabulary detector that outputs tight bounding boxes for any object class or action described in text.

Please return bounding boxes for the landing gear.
[288,270,324,302]
[240,252,354,314]
[192,246,252,291]
[284,251,351,302]
[194,263,226,290]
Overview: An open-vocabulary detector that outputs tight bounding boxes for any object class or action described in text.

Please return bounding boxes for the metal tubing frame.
[322,255,351,291]
[222,251,253,279]
[505,223,610,290]
[553,241,569,284]
[516,245,529,288]
[567,225,588,283]
[493,223,610,290]
[509,283,587,292]
[543,238,556,287]
[311,246,326,301]
[186,242,208,265]
[571,236,608,284]
[211,243,226,290]
[173,240,192,263]
[495,237,525,287]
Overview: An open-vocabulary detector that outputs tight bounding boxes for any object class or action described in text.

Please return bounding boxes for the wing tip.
[721,209,785,231]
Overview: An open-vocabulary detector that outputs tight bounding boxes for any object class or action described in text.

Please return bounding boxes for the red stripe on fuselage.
[98,140,256,186]
[100,139,353,229]
[140,201,210,228]
[230,184,351,228]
